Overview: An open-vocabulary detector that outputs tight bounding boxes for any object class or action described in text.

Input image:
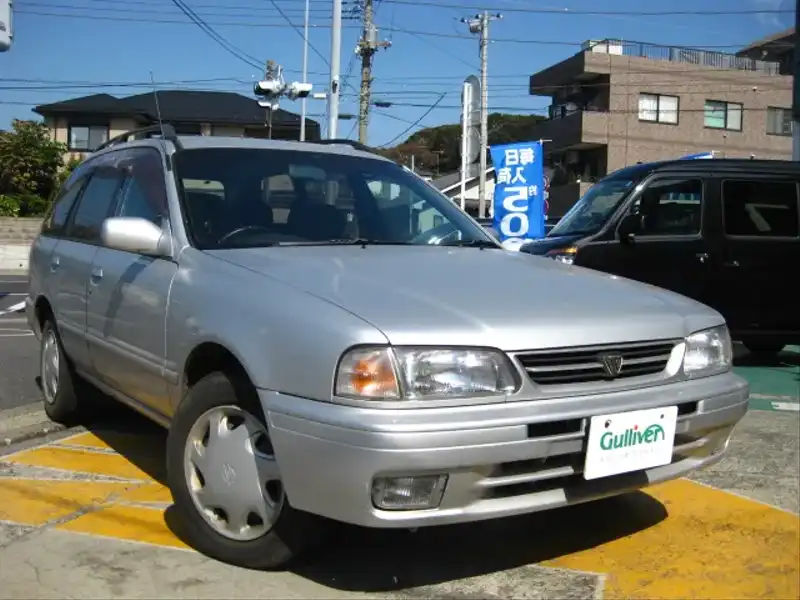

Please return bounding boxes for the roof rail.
[94,124,182,153]
[310,139,374,153]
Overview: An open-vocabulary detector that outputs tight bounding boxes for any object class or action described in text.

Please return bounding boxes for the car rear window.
[722,180,800,238]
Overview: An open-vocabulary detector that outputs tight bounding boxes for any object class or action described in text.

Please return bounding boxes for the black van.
[519,158,800,355]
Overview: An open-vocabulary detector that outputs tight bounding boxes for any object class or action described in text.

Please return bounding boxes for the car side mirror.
[618,213,642,242]
[101,217,170,256]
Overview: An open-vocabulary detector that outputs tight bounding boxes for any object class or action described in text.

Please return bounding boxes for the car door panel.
[85,147,175,416]
[576,175,718,309]
[714,177,800,336]
[87,249,176,415]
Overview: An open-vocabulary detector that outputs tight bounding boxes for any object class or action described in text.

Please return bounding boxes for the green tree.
[0,119,68,217]
[375,113,547,175]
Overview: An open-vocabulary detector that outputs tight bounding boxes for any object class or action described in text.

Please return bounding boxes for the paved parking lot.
[0,275,39,412]
[0,275,797,598]
[0,407,797,599]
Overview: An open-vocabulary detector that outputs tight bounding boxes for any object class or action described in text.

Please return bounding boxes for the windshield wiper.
[442,239,501,249]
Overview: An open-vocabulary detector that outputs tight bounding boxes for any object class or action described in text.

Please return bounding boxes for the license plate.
[584,405,678,480]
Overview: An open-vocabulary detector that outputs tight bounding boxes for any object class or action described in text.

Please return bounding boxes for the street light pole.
[793,0,800,159]
[327,0,342,138]
[299,0,310,141]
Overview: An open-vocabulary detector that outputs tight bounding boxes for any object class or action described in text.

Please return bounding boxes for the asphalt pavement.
[0,275,39,412]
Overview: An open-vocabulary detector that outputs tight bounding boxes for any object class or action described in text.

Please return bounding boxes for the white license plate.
[584,405,678,480]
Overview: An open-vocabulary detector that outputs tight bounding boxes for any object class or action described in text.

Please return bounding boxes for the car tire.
[743,340,785,355]
[39,319,84,425]
[166,371,330,570]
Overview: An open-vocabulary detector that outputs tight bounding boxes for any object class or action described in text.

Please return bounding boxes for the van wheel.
[40,319,83,425]
[166,371,329,570]
[743,340,785,355]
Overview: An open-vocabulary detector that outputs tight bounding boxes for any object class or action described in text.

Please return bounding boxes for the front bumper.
[262,372,749,528]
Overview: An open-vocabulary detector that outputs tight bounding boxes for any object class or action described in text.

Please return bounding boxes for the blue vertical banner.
[490,141,545,246]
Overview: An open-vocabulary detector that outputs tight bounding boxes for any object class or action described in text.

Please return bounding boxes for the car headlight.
[335,346,519,401]
[682,325,733,378]
[545,246,578,264]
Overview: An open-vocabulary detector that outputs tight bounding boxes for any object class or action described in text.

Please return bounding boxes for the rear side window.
[41,178,85,237]
[68,169,125,242]
[722,180,800,238]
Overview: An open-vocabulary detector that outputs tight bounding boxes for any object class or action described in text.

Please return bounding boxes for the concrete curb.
[0,403,66,447]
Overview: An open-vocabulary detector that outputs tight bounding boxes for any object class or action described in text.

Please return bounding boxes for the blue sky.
[1,0,794,146]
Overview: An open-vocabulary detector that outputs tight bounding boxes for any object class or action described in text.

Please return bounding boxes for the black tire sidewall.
[166,371,325,570]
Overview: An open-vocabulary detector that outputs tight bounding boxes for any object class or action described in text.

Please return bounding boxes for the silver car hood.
[206,246,724,350]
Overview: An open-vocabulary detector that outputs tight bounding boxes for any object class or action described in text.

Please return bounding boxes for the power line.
[378,93,447,146]
[265,0,331,67]
[376,0,794,16]
[167,0,264,70]
[13,8,361,29]
[14,9,772,50]
[23,1,335,17]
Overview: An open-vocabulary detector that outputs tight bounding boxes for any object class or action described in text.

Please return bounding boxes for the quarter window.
[628,178,703,236]
[68,125,109,152]
[722,180,799,238]
[41,178,85,237]
[704,100,743,131]
[638,93,679,124]
[68,170,125,242]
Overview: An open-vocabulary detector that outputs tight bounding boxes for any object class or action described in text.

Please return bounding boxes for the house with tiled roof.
[33,90,320,161]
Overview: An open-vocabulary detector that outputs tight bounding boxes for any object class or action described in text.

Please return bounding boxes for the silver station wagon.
[26,126,749,569]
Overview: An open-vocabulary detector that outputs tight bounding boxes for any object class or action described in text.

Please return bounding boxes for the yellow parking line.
[0,479,138,526]
[56,430,164,451]
[58,504,188,549]
[117,482,173,505]
[542,479,800,599]
[6,446,155,481]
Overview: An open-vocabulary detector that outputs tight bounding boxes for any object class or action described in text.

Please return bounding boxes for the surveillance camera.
[254,80,284,96]
[286,82,313,99]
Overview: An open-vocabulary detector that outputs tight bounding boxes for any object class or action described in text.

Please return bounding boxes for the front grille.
[515,340,678,386]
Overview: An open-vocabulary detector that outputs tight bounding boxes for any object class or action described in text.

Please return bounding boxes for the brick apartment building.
[528,31,795,213]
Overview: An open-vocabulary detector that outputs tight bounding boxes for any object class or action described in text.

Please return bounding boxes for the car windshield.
[173,147,495,250]
[548,177,637,237]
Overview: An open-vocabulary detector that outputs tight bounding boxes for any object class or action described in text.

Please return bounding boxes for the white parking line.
[772,402,800,412]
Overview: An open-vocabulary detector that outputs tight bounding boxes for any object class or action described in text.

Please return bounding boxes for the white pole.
[300,0,310,141]
[327,0,342,139]
[477,11,489,218]
[460,82,469,211]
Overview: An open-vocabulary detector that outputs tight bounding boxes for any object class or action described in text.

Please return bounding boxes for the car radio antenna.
[150,70,166,139]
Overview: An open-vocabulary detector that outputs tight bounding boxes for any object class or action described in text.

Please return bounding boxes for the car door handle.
[90,267,103,283]
[696,252,709,264]
[50,256,60,272]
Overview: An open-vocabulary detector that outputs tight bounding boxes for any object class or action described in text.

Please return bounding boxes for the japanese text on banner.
[490,141,545,244]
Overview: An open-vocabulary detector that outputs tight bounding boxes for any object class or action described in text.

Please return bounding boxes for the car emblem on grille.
[598,353,624,378]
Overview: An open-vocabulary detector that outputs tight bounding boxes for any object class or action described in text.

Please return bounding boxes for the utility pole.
[299,0,310,141]
[328,0,342,138]
[462,11,502,218]
[356,0,391,144]
[793,0,800,159]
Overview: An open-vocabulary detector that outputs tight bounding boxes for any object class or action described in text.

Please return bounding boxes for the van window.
[627,178,702,236]
[548,178,635,237]
[722,180,800,238]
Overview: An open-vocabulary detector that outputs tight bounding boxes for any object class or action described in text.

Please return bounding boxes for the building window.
[68,124,109,151]
[767,107,792,136]
[638,93,679,124]
[704,100,742,131]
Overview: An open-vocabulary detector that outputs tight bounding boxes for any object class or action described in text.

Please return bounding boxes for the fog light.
[371,475,448,510]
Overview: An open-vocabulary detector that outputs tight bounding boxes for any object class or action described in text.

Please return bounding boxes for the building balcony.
[530,39,782,96]
[526,108,610,152]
